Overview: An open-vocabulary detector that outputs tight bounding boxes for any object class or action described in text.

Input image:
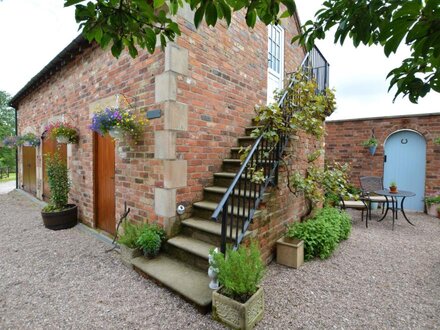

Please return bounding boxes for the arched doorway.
[383,130,426,211]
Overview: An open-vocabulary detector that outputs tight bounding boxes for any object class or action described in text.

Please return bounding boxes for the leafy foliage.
[0,91,16,169]
[17,133,40,147]
[213,242,265,302]
[290,161,355,209]
[45,122,79,143]
[118,221,142,248]
[434,137,440,145]
[361,137,378,147]
[89,107,147,140]
[295,0,440,103]
[425,195,440,206]
[136,223,166,257]
[65,0,297,58]
[286,207,351,261]
[43,152,70,211]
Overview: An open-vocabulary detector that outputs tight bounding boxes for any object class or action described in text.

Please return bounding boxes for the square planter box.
[120,245,142,268]
[276,237,304,269]
[212,287,264,330]
[426,203,440,218]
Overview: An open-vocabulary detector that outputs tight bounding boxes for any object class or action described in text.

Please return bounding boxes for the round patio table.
[374,189,416,230]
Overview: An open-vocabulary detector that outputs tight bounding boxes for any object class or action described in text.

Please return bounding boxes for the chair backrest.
[359,176,383,193]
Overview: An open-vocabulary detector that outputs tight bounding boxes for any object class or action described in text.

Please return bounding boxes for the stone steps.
[132,123,264,312]
[132,255,213,313]
[165,235,213,270]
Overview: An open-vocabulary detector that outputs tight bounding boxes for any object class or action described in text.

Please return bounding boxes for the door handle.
[384,155,387,163]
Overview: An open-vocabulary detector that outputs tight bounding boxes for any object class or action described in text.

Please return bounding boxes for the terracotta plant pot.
[41,204,77,230]
[212,287,264,330]
[389,186,397,193]
[276,237,304,269]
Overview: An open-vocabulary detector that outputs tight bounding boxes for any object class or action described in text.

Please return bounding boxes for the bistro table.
[374,189,416,230]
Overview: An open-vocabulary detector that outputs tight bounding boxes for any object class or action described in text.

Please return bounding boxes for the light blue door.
[383,130,426,211]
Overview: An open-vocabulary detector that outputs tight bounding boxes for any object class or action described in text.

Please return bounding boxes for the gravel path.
[1,191,439,329]
[0,181,15,194]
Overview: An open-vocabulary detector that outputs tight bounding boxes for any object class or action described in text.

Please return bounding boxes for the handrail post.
[220,203,228,254]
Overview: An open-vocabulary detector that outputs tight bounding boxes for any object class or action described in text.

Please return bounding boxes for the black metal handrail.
[211,47,329,254]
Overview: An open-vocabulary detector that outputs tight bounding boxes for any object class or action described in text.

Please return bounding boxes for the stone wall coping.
[326,112,440,123]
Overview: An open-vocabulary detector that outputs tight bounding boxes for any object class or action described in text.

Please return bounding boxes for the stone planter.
[41,204,77,230]
[212,287,264,330]
[276,237,304,269]
[426,203,440,217]
[120,245,142,268]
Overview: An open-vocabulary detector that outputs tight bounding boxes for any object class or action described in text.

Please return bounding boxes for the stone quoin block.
[165,43,189,76]
[154,130,176,159]
[155,72,177,103]
[154,188,177,217]
[163,101,188,131]
[163,160,187,188]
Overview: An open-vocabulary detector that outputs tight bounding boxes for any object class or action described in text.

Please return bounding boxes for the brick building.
[325,113,440,212]
[11,9,326,309]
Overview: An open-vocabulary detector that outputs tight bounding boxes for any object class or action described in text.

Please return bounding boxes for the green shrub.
[425,196,440,206]
[213,242,265,303]
[43,152,70,212]
[136,224,166,257]
[118,221,141,249]
[286,207,351,261]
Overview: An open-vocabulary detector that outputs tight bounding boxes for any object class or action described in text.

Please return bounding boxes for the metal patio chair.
[339,197,369,227]
[359,176,389,219]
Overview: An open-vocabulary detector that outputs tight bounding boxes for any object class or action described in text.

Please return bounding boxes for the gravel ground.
[0,181,15,194]
[1,191,439,329]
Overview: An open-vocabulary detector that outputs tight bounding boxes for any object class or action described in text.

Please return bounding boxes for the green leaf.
[64,0,84,7]
[145,28,157,53]
[194,5,205,28]
[246,9,256,28]
[154,0,165,9]
[205,2,218,26]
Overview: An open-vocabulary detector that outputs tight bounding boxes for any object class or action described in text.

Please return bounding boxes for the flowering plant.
[89,107,147,140]
[2,136,18,148]
[45,122,79,143]
[18,133,40,147]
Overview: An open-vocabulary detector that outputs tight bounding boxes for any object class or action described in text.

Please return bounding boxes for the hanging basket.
[56,135,70,144]
[109,127,124,140]
[369,145,377,155]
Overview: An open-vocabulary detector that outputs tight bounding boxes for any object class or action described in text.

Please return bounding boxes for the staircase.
[131,124,262,313]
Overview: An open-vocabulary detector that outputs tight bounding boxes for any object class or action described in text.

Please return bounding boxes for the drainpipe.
[14,107,18,189]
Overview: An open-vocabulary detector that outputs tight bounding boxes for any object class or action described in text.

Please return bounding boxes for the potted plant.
[425,196,440,217]
[89,107,147,141]
[362,137,378,155]
[2,136,18,148]
[212,242,265,330]
[41,152,77,230]
[118,220,143,268]
[18,133,40,147]
[45,122,79,144]
[276,236,304,269]
[389,181,398,193]
[136,224,166,258]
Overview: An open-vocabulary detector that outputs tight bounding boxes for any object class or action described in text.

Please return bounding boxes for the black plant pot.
[41,204,78,230]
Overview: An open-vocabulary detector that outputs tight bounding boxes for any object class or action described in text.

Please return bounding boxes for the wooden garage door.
[94,133,116,235]
[42,137,67,202]
[22,146,37,195]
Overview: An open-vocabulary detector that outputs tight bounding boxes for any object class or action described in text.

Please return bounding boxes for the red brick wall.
[325,114,440,197]
[174,12,304,208]
[17,45,165,226]
[16,11,312,254]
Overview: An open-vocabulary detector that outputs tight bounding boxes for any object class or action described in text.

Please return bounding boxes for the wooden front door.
[22,146,37,195]
[42,137,67,201]
[94,133,116,235]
